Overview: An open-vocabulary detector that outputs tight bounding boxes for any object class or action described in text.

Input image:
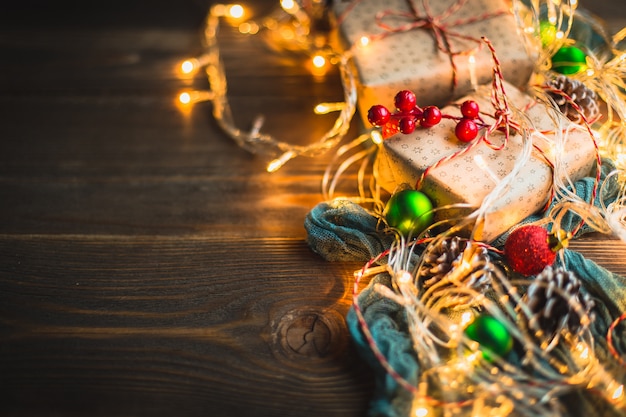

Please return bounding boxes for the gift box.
[331,0,535,123]
[375,82,598,242]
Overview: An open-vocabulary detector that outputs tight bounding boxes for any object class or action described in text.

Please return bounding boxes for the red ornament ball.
[399,117,416,134]
[421,106,442,127]
[394,90,417,112]
[455,118,478,142]
[461,100,480,119]
[504,225,556,276]
[368,105,391,126]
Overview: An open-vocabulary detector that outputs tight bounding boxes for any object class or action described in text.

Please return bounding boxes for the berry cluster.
[367,90,483,142]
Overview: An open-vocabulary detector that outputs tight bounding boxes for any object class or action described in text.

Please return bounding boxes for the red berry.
[399,117,416,134]
[460,100,480,119]
[368,105,391,126]
[394,90,416,112]
[455,118,478,142]
[504,225,556,276]
[421,106,442,127]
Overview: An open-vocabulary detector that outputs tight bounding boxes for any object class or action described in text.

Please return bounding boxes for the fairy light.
[359,36,370,47]
[280,0,296,12]
[613,384,624,401]
[181,60,196,74]
[179,91,191,105]
[228,4,244,19]
[238,21,259,34]
[414,405,430,417]
[371,130,383,145]
[312,54,326,68]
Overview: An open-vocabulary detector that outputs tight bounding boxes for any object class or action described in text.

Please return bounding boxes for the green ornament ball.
[551,45,587,75]
[383,189,434,237]
[464,315,513,362]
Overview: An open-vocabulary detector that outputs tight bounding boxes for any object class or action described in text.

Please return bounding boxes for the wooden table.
[1,1,625,416]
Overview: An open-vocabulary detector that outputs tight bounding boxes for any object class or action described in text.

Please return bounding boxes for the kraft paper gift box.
[375,82,597,242]
[331,0,535,124]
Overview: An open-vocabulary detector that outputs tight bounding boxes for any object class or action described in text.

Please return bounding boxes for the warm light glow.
[280,0,296,12]
[267,151,296,172]
[179,92,191,104]
[371,130,383,145]
[177,90,215,109]
[359,36,370,47]
[414,406,429,417]
[238,21,259,35]
[181,60,196,74]
[556,31,565,39]
[312,54,326,68]
[461,311,473,326]
[228,4,244,19]
[613,384,624,401]
[397,270,412,284]
[314,102,344,114]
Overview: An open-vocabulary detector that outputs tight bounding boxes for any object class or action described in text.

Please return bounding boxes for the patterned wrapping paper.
[331,0,536,124]
[375,82,597,242]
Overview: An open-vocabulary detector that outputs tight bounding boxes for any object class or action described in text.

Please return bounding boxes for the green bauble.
[464,315,513,362]
[551,45,587,75]
[383,189,434,237]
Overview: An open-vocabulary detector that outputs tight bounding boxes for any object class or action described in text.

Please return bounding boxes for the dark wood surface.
[1,1,625,416]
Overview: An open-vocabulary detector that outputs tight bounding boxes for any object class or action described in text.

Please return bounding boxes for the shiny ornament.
[383,189,434,237]
[551,46,587,75]
[464,315,513,362]
[504,225,566,276]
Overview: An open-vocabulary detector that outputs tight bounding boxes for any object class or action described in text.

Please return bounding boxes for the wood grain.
[0,0,625,416]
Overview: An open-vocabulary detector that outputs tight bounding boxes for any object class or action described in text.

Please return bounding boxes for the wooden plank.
[0,235,372,416]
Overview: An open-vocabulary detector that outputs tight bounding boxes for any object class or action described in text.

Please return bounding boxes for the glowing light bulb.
[397,270,412,284]
[414,406,429,417]
[312,54,326,68]
[280,0,296,12]
[267,151,296,172]
[613,384,624,401]
[239,21,259,35]
[181,60,196,74]
[461,311,473,326]
[371,130,383,145]
[359,36,370,47]
[179,92,191,104]
[228,4,244,19]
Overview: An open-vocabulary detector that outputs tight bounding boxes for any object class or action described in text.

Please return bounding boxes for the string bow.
[371,0,508,94]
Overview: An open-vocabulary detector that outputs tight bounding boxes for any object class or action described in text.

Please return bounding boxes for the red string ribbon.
[415,37,518,189]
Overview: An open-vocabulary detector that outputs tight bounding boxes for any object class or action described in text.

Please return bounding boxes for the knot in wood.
[284,312,331,357]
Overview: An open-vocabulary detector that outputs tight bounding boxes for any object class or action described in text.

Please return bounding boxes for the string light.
[176,3,357,171]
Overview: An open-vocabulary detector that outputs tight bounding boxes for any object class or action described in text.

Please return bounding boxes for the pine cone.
[546,75,600,123]
[418,236,492,291]
[525,266,595,338]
